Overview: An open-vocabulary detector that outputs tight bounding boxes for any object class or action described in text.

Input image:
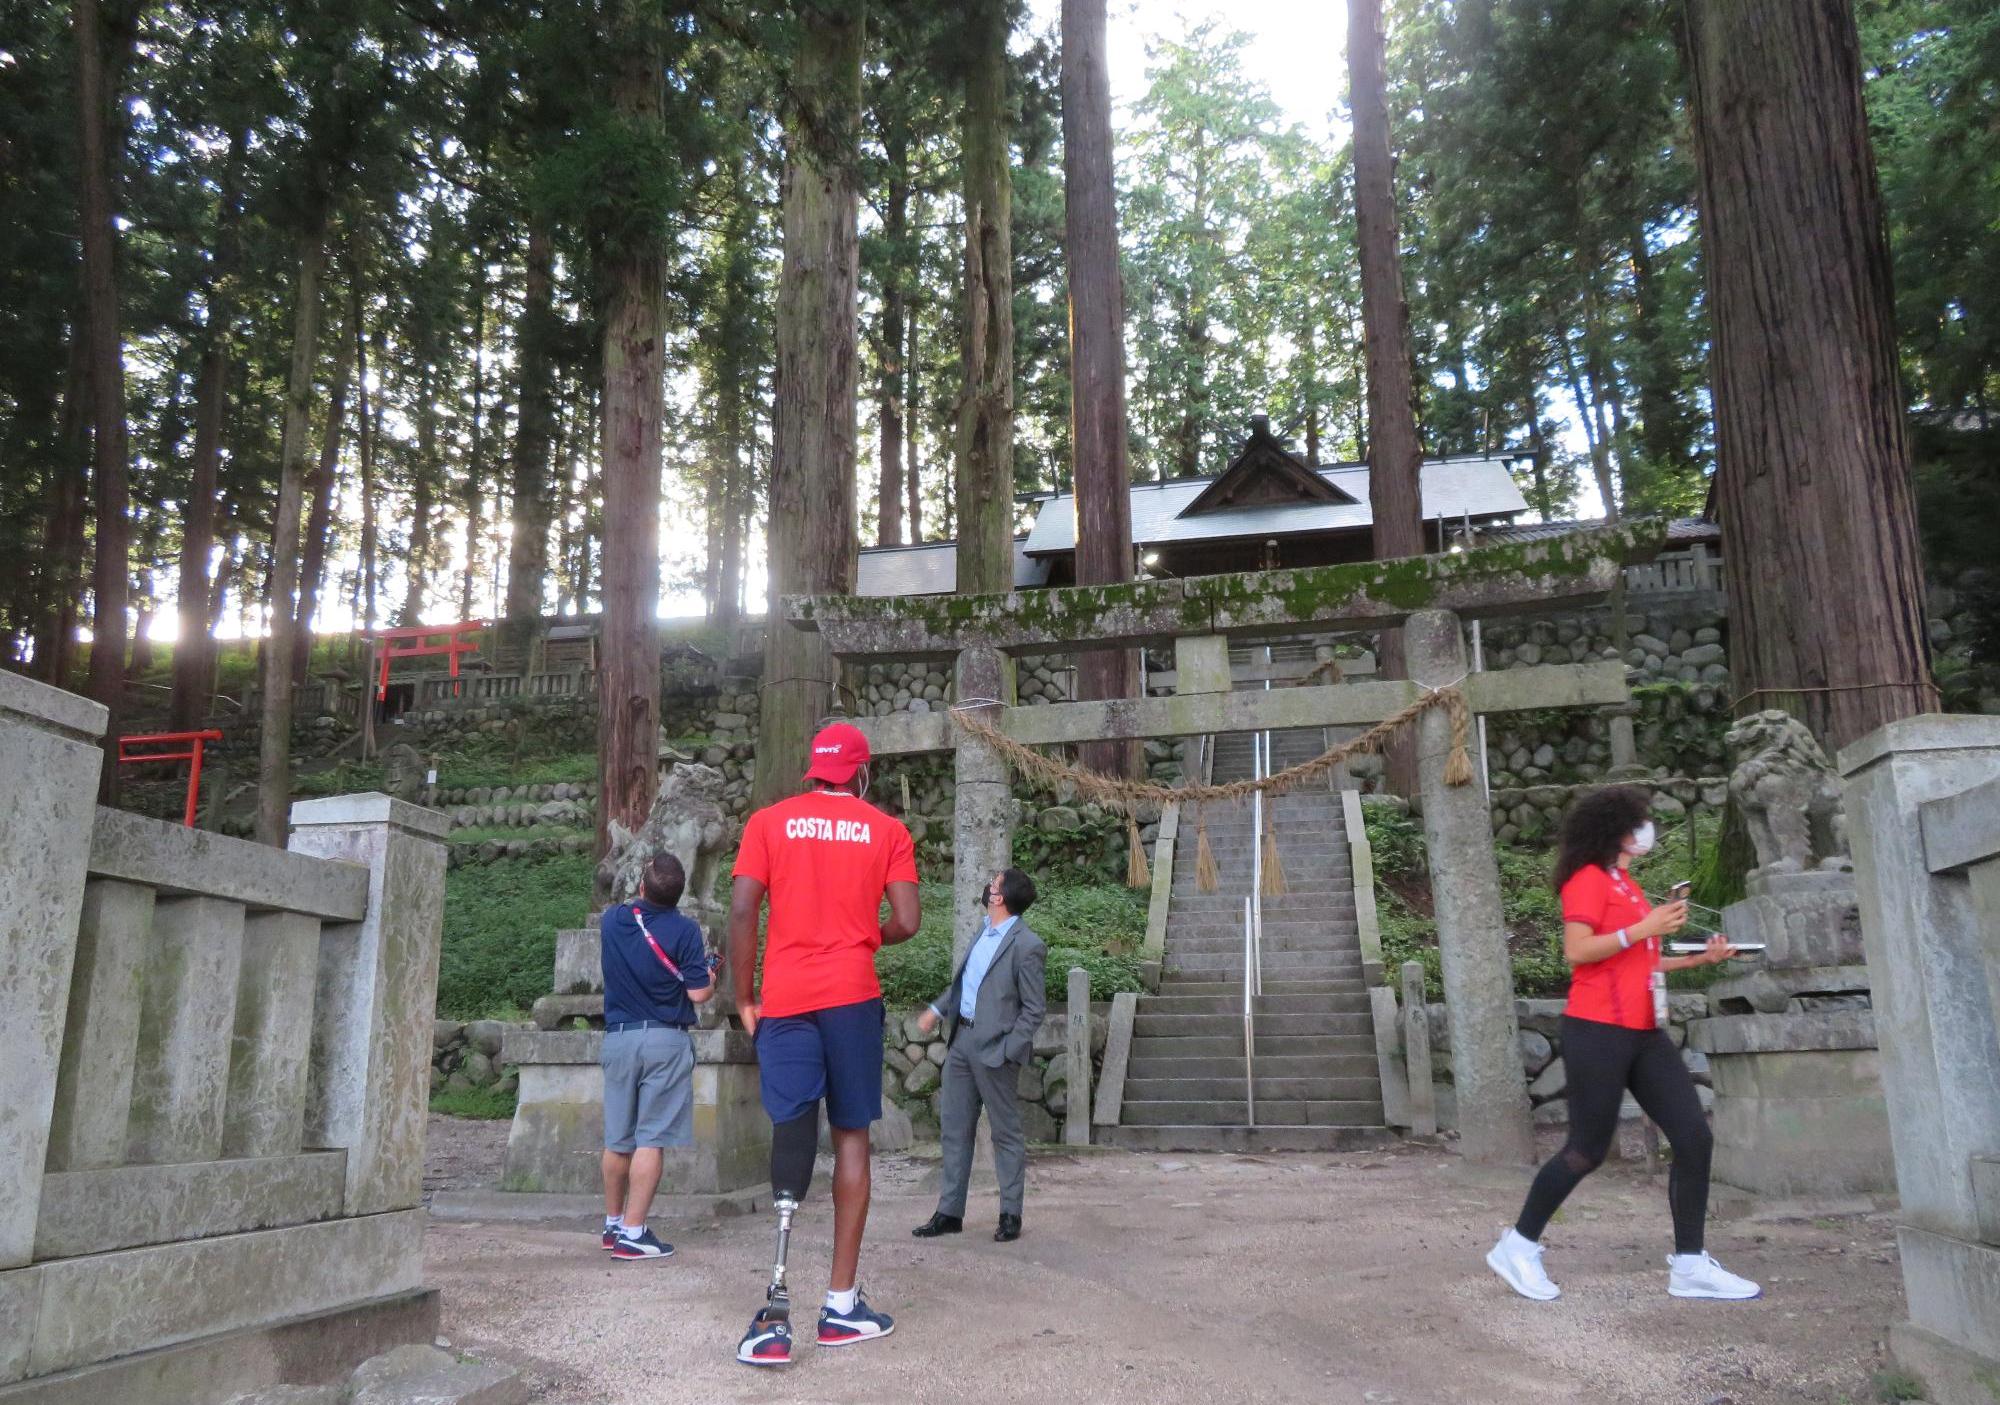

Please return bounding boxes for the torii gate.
[784,523,1660,1165]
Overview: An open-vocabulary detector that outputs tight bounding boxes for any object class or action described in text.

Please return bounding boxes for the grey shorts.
[602,1025,695,1153]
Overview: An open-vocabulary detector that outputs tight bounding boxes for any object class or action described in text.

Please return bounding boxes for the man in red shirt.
[728,722,921,1367]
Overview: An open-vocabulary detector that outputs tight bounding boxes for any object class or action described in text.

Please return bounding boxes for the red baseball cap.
[803,722,871,784]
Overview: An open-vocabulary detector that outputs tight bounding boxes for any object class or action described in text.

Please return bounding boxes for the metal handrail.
[1243,893,1256,1128]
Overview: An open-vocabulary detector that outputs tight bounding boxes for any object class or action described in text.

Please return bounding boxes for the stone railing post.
[952,646,1015,963]
[1405,608,1535,1165]
[1401,961,1438,1137]
[0,673,107,1268]
[1841,716,2000,1395]
[1064,966,1092,1147]
[289,793,450,1217]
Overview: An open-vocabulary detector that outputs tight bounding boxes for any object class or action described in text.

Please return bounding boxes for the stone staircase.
[1105,725,1393,1152]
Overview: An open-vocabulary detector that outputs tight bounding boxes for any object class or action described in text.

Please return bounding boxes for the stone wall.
[1422,994,1713,1131]
[881,1006,1107,1144]
[432,1018,526,1098]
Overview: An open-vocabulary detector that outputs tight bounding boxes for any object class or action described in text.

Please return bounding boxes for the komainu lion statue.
[1724,709,1849,877]
[594,761,735,927]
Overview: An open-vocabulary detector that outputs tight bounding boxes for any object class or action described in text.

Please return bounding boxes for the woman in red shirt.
[1485,786,1762,1303]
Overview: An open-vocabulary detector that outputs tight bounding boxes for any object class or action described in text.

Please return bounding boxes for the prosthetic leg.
[736,1113,817,1367]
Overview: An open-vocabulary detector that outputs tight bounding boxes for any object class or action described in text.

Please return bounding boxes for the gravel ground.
[422,1116,1905,1405]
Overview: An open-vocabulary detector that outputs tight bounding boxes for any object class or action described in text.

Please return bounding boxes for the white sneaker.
[1667,1251,1761,1300]
[1486,1228,1561,1301]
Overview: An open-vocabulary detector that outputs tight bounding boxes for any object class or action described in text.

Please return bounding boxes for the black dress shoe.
[912,1212,963,1238]
[995,1213,1022,1242]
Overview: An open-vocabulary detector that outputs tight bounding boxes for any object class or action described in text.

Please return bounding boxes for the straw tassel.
[1194,806,1220,893]
[1442,690,1476,787]
[1126,815,1152,889]
[1260,812,1289,897]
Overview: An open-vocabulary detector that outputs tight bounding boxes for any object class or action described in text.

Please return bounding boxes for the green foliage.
[429,1084,519,1120]
[438,852,596,1017]
[292,761,387,798]
[874,881,1146,1008]
[447,822,589,847]
[1869,1368,1928,1403]
[1010,811,1129,888]
[435,752,598,790]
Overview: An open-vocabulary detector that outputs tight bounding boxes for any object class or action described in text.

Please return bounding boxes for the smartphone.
[1668,880,1693,900]
[1669,941,1765,955]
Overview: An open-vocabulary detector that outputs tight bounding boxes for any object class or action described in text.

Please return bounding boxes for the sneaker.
[1486,1228,1561,1301]
[817,1291,895,1347]
[609,1228,674,1261]
[737,1307,792,1366]
[601,1224,620,1251]
[1668,1251,1761,1300]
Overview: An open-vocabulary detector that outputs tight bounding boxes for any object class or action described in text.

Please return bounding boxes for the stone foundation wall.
[881,1006,1107,1143]
[431,1018,526,1097]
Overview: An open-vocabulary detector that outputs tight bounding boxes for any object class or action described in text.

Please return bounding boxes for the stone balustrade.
[0,670,450,1402]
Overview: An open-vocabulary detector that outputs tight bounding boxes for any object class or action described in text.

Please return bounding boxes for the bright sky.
[1026,0,1352,141]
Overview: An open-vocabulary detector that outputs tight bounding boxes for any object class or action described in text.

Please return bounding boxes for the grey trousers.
[936,1036,1026,1218]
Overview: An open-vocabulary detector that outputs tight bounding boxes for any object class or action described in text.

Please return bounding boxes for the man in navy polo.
[599,851,713,1260]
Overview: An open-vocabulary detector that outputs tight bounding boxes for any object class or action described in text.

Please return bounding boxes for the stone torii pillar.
[952,646,1015,963]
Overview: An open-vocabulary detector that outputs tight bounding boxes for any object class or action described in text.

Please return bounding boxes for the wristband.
[1616,928,1632,951]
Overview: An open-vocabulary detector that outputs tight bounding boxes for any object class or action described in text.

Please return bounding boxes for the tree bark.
[34,333,92,687]
[876,132,908,547]
[595,0,669,855]
[460,248,488,621]
[292,295,353,685]
[171,130,246,730]
[905,246,923,541]
[357,310,382,636]
[503,214,558,647]
[76,0,131,791]
[399,359,439,627]
[755,0,864,809]
[1683,0,1934,749]
[255,200,330,845]
[955,0,1015,596]
[1063,0,1139,775]
[713,139,756,624]
[1348,0,1424,794]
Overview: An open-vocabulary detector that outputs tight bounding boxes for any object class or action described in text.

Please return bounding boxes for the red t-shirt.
[733,789,918,1019]
[1560,864,1659,1030]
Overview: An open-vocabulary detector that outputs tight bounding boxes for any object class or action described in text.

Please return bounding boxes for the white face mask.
[1625,821,1657,857]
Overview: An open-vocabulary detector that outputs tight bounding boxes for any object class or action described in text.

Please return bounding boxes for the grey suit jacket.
[932,920,1048,1069]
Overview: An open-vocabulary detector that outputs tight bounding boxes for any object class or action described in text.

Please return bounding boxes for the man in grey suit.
[911,868,1047,1242]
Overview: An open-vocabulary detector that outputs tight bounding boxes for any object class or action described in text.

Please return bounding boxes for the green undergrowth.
[439,852,597,1016]
[1370,806,1730,1001]
[429,1084,519,1120]
[875,881,1147,1007]
[292,760,387,797]
[434,750,599,790]
[447,822,591,847]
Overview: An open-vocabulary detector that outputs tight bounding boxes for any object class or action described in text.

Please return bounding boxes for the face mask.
[974,885,1000,912]
[1626,821,1656,857]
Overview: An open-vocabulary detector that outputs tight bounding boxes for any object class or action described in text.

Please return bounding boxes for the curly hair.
[1552,786,1651,892]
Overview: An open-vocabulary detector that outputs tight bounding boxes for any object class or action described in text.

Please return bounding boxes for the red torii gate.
[362,619,487,758]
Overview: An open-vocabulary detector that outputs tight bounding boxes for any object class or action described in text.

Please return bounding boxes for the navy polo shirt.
[600,901,712,1027]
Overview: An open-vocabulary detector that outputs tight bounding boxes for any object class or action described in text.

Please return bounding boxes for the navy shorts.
[755,998,885,1129]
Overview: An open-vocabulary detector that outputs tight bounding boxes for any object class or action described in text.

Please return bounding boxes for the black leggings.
[1514,1015,1713,1255]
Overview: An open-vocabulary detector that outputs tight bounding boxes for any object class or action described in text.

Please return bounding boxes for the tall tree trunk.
[1348,0,1425,794]
[503,214,558,647]
[1684,0,1934,748]
[357,309,382,637]
[905,249,923,541]
[34,334,92,687]
[399,361,438,627]
[596,0,669,855]
[754,0,864,809]
[255,200,330,846]
[876,132,908,547]
[955,0,1015,596]
[171,131,246,730]
[292,296,353,685]
[1063,0,1139,776]
[76,0,130,791]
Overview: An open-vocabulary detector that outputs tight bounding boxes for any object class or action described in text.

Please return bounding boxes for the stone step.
[1098,1124,1395,1153]
[1157,976,1363,994]
[1166,957,1364,979]
[1143,991,1369,1014]
[1126,1033,1377,1059]
[1119,1098,1387,1127]
[1125,1052,1379,1080]
[1124,1075,1385,1102]
[1132,1011,1374,1039]
[1165,928,1362,947]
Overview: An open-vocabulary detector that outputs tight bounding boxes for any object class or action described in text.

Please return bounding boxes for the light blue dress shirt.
[934,915,1016,1021]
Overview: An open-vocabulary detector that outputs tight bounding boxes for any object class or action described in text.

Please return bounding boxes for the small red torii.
[118,730,224,828]
[370,619,489,701]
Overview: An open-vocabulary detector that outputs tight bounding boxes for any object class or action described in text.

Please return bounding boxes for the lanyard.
[631,907,685,982]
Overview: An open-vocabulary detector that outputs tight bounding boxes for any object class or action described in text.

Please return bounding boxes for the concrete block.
[87,809,370,924]
[1897,1224,2000,1364]
[1686,1011,1876,1056]
[22,1209,425,1379]
[1090,992,1137,1127]
[0,1265,39,1383]
[0,675,105,1269]
[550,929,601,995]
[1972,1154,2000,1248]
[45,880,154,1171]
[292,797,449,1218]
[127,895,246,1166]
[349,1344,526,1405]
[32,1152,346,1261]
[1708,1076,1895,1197]
[1369,985,1411,1130]
[224,912,322,1159]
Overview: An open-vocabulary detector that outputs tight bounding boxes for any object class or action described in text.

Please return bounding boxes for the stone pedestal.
[1687,869,1893,1198]
[1840,716,2000,1404]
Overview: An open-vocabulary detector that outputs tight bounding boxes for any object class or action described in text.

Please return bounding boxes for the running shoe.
[817,1291,894,1346]
[1668,1251,1761,1300]
[608,1227,674,1261]
[737,1307,793,1366]
[1486,1228,1561,1301]
[601,1224,620,1251]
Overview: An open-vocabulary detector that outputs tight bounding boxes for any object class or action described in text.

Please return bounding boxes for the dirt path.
[422,1119,1904,1405]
